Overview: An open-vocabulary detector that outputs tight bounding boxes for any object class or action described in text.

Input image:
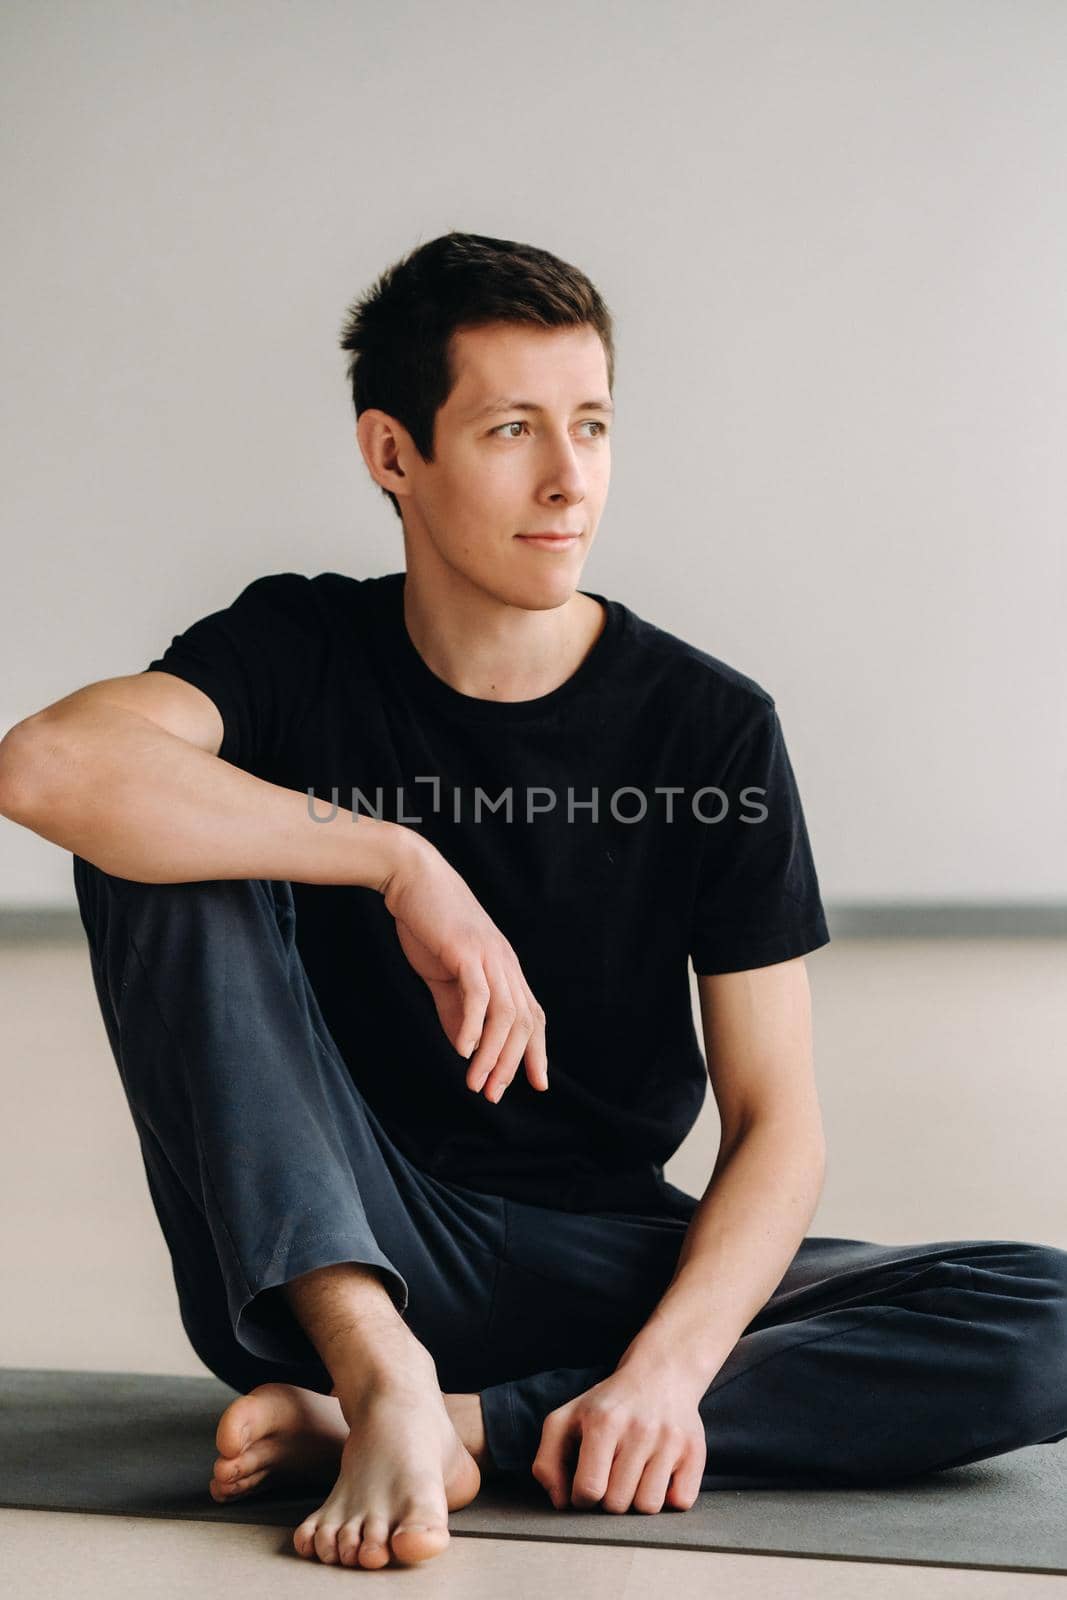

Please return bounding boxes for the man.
[1,230,1065,1574]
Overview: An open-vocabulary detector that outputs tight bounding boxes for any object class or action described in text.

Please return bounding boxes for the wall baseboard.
[824,903,1067,938]
[0,909,88,942]
[0,902,1064,943]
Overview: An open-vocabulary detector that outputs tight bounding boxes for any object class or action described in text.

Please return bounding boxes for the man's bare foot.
[213,1326,484,1569]
[210,1383,350,1502]
[210,1382,492,1506]
[293,1338,481,1569]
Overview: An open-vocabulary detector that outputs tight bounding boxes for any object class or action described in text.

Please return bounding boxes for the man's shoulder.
[613,594,777,718]
[236,567,387,602]
[227,567,398,629]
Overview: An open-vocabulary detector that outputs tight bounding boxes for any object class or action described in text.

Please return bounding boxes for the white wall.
[2,0,1065,908]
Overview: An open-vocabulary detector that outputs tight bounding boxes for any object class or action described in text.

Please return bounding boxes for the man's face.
[395,320,613,609]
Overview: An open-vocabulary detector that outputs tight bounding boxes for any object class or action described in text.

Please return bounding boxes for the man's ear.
[356,408,409,491]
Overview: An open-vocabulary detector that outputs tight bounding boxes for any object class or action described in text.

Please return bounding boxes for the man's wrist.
[613,1324,734,1398]
[371,817,429,896]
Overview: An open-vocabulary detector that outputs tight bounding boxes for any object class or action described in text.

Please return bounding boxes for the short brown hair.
[338,230,616,521]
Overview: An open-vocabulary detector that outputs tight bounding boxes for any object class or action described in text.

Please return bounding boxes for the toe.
[211,1453,246,1484]
[358,1515,393,1568]
[213,1438,276,1482]
[229,1468,270,1498]
[391,1504,451,1566]
[337,1525,363,1567]
[314,1522,343,1564]
[215,1393,259,1458]
[293,1518,319,1558]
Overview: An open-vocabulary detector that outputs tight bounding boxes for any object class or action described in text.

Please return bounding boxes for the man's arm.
[614,957,826,1391]
[529,956,826,1511]
[0,671,549,1099]
[0,672,411,887]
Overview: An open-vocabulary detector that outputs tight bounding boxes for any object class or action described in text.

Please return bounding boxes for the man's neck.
[400,568,606,704]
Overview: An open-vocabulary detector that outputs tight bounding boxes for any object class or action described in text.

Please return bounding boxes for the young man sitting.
[2,230,1065,1574]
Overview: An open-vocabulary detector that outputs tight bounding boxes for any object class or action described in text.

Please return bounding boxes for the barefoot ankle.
[444,1392,490,1472]
[329,1332,437,1416]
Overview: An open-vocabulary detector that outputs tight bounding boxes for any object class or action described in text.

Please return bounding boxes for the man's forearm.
[615,1120,826,1393]
[0,702,416,889]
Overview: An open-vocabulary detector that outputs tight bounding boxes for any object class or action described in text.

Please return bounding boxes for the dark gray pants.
[72,859,1067,1489]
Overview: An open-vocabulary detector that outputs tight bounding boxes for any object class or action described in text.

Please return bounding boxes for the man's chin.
[513,578,585,614]
[514,546,590,593]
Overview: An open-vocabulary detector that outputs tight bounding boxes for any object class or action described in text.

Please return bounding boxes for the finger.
[466,961,521,1092]
[632,1443,679,1514]
[487,951,546,1094]
[481,970,539,1103]
[516,976,549,1091]
[569,1419,620,1510]
[456,956,491,1061]
[600,1429,656,1513]
[666,1442,707,1511]
[481,1013,534,1102]
[530,1413,572,1509]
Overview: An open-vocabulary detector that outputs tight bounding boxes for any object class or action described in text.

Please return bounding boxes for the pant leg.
[478,1198,1067,1489]
[72,856,506,1396]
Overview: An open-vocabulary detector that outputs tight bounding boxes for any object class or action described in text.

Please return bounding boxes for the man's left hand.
[530,1368,707,1514]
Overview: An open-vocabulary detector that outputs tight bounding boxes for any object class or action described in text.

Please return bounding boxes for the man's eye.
[490,420,609,439]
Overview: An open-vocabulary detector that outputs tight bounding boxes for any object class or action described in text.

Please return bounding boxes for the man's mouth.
[516,533,581,547]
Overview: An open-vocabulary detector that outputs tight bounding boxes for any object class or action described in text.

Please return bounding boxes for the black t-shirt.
[144,570,830,1216]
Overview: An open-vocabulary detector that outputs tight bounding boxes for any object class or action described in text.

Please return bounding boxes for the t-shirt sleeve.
[689,697,831,976]
[143,571,322,777]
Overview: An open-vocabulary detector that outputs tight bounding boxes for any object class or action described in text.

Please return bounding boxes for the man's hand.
[378,829,549,1103]
[531,1369,707,1515]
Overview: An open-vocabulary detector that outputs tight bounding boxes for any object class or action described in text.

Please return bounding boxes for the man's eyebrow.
[467,396,615,421]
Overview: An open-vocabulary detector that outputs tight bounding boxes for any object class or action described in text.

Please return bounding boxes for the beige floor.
[2,934,1065,1597]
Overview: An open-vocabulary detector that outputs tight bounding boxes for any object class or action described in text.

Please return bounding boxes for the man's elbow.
[0,716,51,824]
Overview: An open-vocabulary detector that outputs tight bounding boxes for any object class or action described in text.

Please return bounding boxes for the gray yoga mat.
[2,1368,1065,1575]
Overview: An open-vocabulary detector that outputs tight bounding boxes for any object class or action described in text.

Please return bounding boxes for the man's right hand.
[377,829,549,1104]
